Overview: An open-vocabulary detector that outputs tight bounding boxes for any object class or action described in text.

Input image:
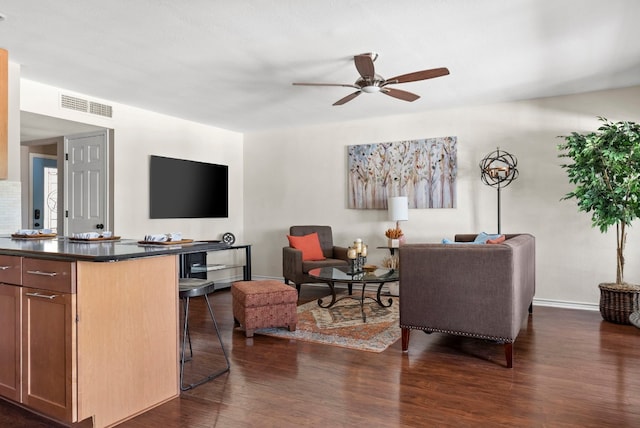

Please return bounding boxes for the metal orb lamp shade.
[479,148,519,234]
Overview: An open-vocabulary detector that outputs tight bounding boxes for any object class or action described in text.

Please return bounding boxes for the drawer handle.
[0,266,10,270]
[25,292,58,300]
[26,270,58,277]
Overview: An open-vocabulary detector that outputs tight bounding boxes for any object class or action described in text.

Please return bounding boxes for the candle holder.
[347,239,367,275]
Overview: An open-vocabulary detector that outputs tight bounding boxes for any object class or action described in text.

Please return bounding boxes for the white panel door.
[64,130,109,235]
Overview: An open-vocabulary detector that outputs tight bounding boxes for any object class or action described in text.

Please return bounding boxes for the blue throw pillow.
[442,233,503,244]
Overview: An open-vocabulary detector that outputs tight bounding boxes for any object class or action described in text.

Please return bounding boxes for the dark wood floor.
[3,286,640,427]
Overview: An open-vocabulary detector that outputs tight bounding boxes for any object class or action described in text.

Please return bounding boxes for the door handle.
[96,224,104,230]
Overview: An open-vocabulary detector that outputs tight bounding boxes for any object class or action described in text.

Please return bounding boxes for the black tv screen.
[149,155,228,218]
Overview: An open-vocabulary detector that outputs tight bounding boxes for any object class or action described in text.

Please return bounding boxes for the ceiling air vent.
[60,94,113,118]
[89,101,112,118]
[60,94,88,113]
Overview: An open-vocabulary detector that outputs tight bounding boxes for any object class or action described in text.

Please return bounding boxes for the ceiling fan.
[292,52,449,106]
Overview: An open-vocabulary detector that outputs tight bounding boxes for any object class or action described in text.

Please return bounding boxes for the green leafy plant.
[558,117,640,284]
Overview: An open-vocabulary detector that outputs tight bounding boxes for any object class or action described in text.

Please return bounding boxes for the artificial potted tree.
[558,117,640,324]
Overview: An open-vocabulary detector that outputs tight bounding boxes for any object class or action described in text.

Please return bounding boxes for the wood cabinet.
[21,287,75,421]
[21,258,76,423]
[0,256,75,420]
[0,253,179,427]
[0,255,22,402]
[74,256,179,427]
[0,284,20,401]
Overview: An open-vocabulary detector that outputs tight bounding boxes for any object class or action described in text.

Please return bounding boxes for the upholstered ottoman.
[231,280,298,338]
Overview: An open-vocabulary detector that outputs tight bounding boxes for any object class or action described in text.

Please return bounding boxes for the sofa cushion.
[287,232,326,261]
[301,258,348,273]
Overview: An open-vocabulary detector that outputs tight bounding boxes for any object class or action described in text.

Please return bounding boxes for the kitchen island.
[0,236,232,427]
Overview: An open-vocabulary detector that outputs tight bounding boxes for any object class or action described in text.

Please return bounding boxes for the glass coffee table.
[308,266,398,322]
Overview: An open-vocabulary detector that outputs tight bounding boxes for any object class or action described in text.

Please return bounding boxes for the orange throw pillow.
[487,235,506,244]
[287,232,326,261]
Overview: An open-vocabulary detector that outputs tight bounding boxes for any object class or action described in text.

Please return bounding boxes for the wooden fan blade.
[354,54,375,79]
[381,88,420,102]
[293,82,360,89]
[333,91,362,106]
[384,67,450,85]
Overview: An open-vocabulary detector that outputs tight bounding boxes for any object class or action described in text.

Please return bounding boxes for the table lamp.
[388,196,409,230]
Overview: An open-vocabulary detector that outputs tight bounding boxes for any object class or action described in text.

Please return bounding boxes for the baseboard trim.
[533,298,598,311]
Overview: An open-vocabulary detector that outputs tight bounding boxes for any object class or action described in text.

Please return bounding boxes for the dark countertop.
[0,236,237,262]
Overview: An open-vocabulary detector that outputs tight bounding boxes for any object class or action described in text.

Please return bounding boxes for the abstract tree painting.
[348,137,457,209]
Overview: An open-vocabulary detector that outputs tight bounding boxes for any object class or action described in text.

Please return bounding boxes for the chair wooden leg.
[529,302,533,314]
[401,328,411,352]
[504,343,513,368]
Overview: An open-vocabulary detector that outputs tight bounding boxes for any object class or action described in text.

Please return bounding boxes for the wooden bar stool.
[179,278,230,391]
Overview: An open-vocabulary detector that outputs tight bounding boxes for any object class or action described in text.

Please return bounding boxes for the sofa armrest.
[332,246,349,262]
[503,234,536,322]
[283,247,303,281]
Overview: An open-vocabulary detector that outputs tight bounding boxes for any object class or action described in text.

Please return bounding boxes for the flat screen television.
[149,155,228,218]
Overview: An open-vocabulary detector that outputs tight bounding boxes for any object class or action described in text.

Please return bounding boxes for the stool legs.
[180,293,230,391]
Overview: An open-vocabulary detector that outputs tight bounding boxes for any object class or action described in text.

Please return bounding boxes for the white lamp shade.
[388,196,409,222]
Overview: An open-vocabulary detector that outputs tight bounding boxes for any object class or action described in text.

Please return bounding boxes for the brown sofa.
[399,233,535,368]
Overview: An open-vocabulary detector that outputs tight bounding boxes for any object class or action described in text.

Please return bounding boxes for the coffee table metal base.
[318,280,393,322]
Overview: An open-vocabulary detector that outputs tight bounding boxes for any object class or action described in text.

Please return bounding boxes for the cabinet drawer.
[0,255,22,285]
[23,259,76,294]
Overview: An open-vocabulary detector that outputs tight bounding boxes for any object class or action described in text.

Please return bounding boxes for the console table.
[180,244,251,289]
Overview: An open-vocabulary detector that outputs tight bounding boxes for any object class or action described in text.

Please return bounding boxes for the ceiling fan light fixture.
[292,53,449,105]
[361,85,380,93]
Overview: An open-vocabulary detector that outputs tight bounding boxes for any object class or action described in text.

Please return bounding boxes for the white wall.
[18,79,244,241]
[8,66,640,307]
[244,85,640,308]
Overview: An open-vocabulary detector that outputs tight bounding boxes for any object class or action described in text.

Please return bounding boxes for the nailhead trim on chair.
[399,324,514,343]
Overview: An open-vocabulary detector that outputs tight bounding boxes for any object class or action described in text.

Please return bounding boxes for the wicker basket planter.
[599,283,640,324]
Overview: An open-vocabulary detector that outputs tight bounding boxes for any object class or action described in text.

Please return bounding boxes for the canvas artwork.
[347,137,457,209]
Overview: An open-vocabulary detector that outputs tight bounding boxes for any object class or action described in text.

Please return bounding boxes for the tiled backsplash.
[0,181,21,233]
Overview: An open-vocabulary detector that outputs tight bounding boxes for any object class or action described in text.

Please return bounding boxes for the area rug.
[255,293,400,352]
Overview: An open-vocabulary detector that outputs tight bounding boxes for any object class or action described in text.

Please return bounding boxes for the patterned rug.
[256,293,400,352]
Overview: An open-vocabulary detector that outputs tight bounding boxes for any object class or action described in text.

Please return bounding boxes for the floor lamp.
[479,148,519,234]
